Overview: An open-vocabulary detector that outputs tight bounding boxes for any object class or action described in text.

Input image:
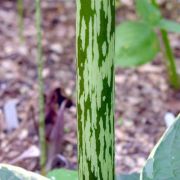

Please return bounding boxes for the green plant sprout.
[35,0,47,175]
[115,0,180,89]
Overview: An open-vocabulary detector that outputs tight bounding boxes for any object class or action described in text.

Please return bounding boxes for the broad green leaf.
[0,167,20,180]
[48,169,78,180]
[117,173,140,180]
[48,169,139,180]
[115,21,160,67]
[157,19,180,33]
[140,115,180,180]
[136,0,162,26]
[0,164,49,180]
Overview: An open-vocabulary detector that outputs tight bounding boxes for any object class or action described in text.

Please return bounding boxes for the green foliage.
[47,169,139,180]
[0,166,140,180]
[0,164,49,180]
[136,0,161,26]
[48,169,78,180]
[140,115,180,179]
[115,0,180,88]
[136,0,180,33]
[115,21,159,67]
[0,166,20,180]
[115,0,180,68]
[157,19,180,33]
[117,173,140,180]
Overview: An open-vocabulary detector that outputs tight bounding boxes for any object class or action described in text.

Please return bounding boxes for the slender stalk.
[77,0,115,180]
[160,30,180,89]
[17,0,24,41]
[35,0,47,174]
[151,0,180,89]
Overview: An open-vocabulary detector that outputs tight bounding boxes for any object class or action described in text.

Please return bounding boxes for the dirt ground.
[0,0,179,174]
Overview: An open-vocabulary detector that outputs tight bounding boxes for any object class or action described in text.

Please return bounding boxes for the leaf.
[47,169,78,180]
[48,169,139,180]
[136,0,162,26]
[0,167,20,180]
[0,164,49,180]
[117,173,140,180]
[140,115,180,180]
[115,21,160,67]
[157,19,180,33]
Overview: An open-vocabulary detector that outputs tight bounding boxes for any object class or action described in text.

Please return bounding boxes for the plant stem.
[17,0,24,41]
[35,0,47,174]
[160,30,180,89]
[77,0,115,179]
[151,0,180,89]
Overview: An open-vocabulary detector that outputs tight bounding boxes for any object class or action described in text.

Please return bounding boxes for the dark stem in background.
[35,0,47,175]
[152,0,180,89]
[77,0,115,179]
[17,0,24,41]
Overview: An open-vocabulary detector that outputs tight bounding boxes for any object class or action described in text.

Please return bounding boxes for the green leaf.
[157,19,180,33]
[136,0,162,26]
[140,115,180,180]
[0,164,49,180]
[47,169,78,180]
[115,21,160,67]
[117,173,140,180]
[0,167,20,180]
[48,169,140,180]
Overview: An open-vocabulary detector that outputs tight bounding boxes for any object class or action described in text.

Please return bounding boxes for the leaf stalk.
[35,0,47,174]
[151,0,180,89]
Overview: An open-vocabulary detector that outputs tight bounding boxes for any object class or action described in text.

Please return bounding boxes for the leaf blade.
[47,169,78,180]
[157,19,180,33]
[136,0,162,26]
[0,164,49,180]
[117,173,140,180]
[115,21,160,67]
[140,115,180,180]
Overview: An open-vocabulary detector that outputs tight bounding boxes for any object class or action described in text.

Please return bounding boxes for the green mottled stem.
[76,0,115,180]
[35,0,47,174]
[151,0,180,89]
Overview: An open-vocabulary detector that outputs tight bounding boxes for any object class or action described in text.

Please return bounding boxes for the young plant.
[76,0,115,179]
[151,0,180,89]
[115,0,180,89]
[35,0,47,175]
